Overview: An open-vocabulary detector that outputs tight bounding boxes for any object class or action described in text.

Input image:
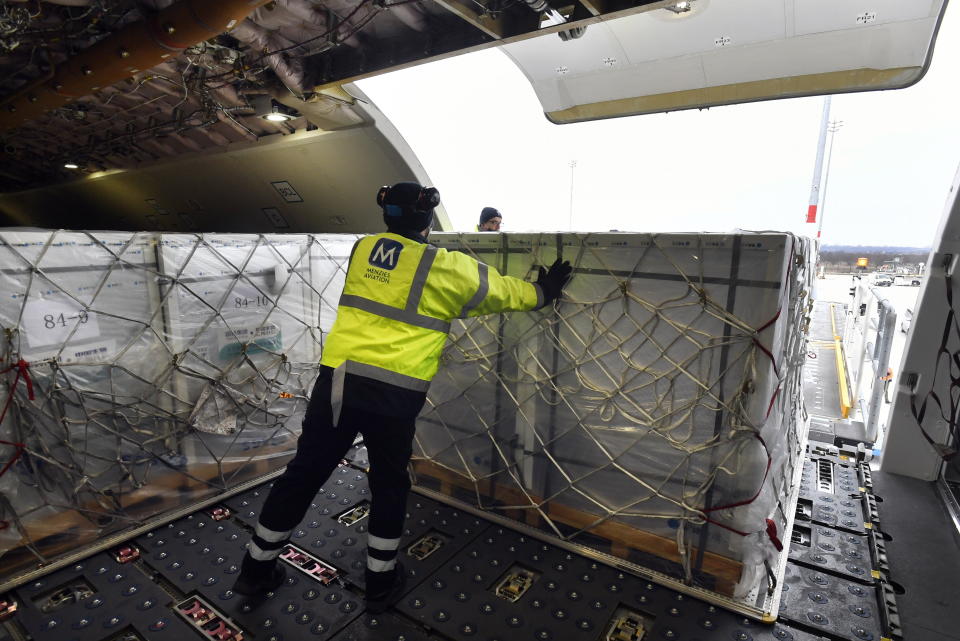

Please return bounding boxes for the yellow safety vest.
[320,232,543,390]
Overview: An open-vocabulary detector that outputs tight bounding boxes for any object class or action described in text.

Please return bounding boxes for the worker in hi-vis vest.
[233,182,572,611]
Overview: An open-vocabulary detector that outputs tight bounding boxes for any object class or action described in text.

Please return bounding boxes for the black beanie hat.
[479,207,501,224]
[380,182,438,232]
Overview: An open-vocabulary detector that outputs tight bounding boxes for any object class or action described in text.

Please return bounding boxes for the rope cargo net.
[0,230,812,606]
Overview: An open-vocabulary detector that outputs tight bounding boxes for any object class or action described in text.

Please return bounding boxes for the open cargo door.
[503,0,949,123]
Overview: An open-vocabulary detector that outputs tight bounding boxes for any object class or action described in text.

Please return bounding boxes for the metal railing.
[843,279,897,445]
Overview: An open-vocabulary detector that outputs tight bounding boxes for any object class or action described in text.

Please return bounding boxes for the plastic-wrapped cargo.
[158,233,324,460]
[0,229,810,619]
[0,231,164,571]
[414,232,812,614]
[0,230,354,583]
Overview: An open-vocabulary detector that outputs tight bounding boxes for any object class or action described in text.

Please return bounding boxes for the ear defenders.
[418,186,441,210]
[377,184,441,216]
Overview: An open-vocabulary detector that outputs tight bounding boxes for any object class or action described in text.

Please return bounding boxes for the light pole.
[806,96,831,228]
[568,160,577,231]
[817,120,844,240]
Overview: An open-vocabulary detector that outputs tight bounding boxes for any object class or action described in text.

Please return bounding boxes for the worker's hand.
[536,258,572,305]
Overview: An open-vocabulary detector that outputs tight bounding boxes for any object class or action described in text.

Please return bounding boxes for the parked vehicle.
[895,275,923,286]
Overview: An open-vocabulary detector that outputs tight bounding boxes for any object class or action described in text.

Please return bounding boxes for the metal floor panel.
[805,302,848,421]
[10,551,197,641]
[225,471,491,592]
[789,522,876,585]
[135,513,249,595]
[799,456,882,540]
[810,302,846,342]
[227,465,374,585]
[330,611,442,640]
[779,562,887,641]
[806,444,867,470]
[133,511,363,640]
[397,526,822,641]
[808,416,838,446]
[332,612,447,641]
[800,458,861,499]
[795,489,869,536]
[805,351,844,421]
[1,472,882,641]
[128,494,492,640]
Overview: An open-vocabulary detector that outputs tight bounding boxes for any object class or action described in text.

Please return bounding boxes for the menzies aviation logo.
[369,238,403,270]
[364,238,403,284]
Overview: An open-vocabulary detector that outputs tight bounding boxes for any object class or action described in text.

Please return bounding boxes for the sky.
[358,3,960,248]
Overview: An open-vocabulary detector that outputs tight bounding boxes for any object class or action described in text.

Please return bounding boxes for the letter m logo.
[369,238,403,270]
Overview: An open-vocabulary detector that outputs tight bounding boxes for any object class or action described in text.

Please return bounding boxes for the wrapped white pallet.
[0,231,164,529]
[414,232,811,608]
[0,230,164,568]
[0,231,353,582]
[159,234,324,460]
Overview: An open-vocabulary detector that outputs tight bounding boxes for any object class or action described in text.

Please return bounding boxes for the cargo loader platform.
[805,302,854,443]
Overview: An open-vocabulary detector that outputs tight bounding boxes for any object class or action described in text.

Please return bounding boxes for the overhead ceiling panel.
[0,89,450,234]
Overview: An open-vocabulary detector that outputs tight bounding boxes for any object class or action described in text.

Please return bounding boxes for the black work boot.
[232,556,287,595]
[365,562,406,614]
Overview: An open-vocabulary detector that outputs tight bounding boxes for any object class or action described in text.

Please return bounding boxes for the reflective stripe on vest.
[457,262,489,318]
[338,294,450,332]
[337,245,450,332]
[338,360,430,392]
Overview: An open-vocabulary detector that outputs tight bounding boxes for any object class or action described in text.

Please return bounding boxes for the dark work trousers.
[240,368,417,580]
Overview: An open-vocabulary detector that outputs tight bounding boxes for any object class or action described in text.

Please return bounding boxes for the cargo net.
[0,230,811,602]
[414,233,812,598]
[0,230,356,581]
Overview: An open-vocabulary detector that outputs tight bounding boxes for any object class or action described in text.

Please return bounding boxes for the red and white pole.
[807,96,832,235]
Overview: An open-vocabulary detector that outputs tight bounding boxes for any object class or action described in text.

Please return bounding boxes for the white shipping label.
[219,323,280,345]
[20,299,101,348]
[221,282,277,317]
[22,339,117,364]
